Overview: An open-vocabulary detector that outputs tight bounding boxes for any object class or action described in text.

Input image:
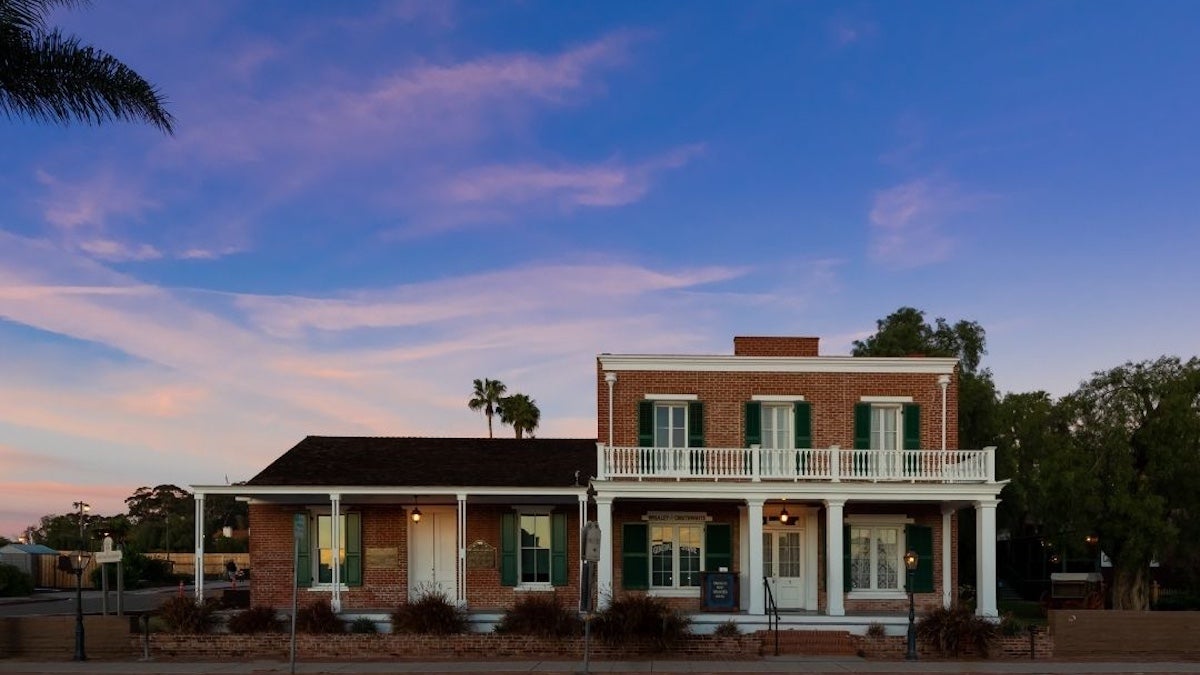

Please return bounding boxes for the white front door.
[763,529,805,609]
[409,507,457,601]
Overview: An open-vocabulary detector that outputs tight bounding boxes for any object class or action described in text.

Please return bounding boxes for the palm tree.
[468,378,507,438]
[1,0,175,133]
[498,393,540,439]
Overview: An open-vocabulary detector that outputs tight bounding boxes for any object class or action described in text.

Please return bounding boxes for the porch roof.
[244,436,597,489]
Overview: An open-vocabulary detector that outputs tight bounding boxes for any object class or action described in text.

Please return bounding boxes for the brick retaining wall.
[1050,610,1200,658]
[0,616,131,660]
[855,629,1053,660]
[137,633,761,661]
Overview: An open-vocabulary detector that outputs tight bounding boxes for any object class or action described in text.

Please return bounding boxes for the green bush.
[593,594,690,652]
[228,605,281,634]
[349,617,379,634]
[917,605,997,657]
[998,612,1028,636]
[391,589,468,634]
[296,598,343,634]
[89,550,174,588]
[0,563,34,597]
[1153,592,1200,611]
[712,620,741,637]
[495,594,581,638]
[157,596,218,634]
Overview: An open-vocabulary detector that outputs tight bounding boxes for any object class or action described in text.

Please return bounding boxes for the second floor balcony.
[596,444,996,484]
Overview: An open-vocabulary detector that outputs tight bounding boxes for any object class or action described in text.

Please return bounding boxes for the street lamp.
[904,549,919,661]
[70,549,92,661]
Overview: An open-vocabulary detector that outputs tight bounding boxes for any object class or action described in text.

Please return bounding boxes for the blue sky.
[2,1,1199,537]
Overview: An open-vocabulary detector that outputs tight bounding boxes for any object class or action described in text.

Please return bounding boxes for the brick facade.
[598,367,959,451]
[250,503,580,611]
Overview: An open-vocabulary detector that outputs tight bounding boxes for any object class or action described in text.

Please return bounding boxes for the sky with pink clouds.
[2,1,1200,537]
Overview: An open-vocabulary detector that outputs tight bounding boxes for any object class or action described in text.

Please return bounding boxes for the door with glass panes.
[762,528,805,609]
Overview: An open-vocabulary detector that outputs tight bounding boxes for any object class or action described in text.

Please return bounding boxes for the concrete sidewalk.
[3,660,1200,674]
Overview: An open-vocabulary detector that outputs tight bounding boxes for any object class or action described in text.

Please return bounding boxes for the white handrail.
[599,445,995,483]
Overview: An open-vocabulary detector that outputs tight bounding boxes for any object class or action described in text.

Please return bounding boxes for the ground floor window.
[520,513,551,584]
[849,525,901,591]
[650,524,703,588]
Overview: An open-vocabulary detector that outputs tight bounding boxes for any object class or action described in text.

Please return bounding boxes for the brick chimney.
[733,336,820,357]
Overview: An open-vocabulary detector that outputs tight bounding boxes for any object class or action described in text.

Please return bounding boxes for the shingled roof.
[247,436,598,488]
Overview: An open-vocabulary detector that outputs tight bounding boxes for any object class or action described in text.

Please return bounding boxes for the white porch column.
[193,493,205,603]
[737,505,749,611]
[330,494,341,612]
[825,499,845,617]
[457,493,468,607]
[596,496,613,609]
[975,499,999,618]
[941,505,954,609]
[578,494,588,599]
[746,498,765,615]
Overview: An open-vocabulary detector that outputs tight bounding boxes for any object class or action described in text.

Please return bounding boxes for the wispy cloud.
[867,177,982,268]
[171,32,639,168]
[443,144,705,209]
[828,15,879,48]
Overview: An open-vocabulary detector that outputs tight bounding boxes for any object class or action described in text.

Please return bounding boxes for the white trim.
[592,480,1006,502]
[751,395,807,402]
[847,590,908,601]
[844,515,914,525]
[191,485,588,498]
[859,396,914,403]
[643,393,699,401]
[648,588,701,599]
[515,583,555,592]
[599,354,958,375]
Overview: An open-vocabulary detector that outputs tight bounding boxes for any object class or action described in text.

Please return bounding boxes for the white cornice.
[597,354,958,375]
[190,485,589,498]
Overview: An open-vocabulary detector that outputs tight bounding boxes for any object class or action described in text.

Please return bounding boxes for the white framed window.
[650,523,703,588]
[761,404,794,449]
[519,513,551,585]
[870,405,901,450]
[849,525,902,591]
[654,404,688,448]
[315,513,347,584]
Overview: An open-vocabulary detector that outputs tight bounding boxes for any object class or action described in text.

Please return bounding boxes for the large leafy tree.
[852,306,998,448]
[498,393,541,439]
[125,484,192,552]
[1,0,174,132]
[468,378,507,438]
[1051,357,1200,609]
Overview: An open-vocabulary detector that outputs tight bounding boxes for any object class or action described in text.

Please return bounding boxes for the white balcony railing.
[597,444,996,483]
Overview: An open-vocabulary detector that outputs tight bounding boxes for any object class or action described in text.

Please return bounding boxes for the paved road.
[0,582,241,617]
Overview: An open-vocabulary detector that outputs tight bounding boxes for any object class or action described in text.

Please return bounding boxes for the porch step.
[756,629,859,656]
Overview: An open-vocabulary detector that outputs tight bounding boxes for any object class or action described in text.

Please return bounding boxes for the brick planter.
[855,628,1053,660]
[136,632,761,661]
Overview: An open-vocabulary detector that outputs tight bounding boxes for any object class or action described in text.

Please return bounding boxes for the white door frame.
[408,506,458,600]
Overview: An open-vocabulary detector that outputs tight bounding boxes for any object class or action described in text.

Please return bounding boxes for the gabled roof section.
[247,436,598,488]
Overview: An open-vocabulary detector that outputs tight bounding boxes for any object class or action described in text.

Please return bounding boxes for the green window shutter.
[500,512,518,587]
[794,402,813,448]
[344,512,362,587]
[905,524,934,593]
[903,403,921,450]
[637,401,654,446]
[744,402,762,446]
[295,512,311,588]
[622,522,649,590]
[842,524,852,592]
[853,403,872,449]
[704,523,732,571]
[551,512,568,586]
[688,401,705,447]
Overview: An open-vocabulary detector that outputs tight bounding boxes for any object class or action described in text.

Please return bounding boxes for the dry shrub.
[495,594,581,638]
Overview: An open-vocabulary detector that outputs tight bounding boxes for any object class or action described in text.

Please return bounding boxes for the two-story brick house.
[590,337,1003,621]
[189,335,1003,628]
